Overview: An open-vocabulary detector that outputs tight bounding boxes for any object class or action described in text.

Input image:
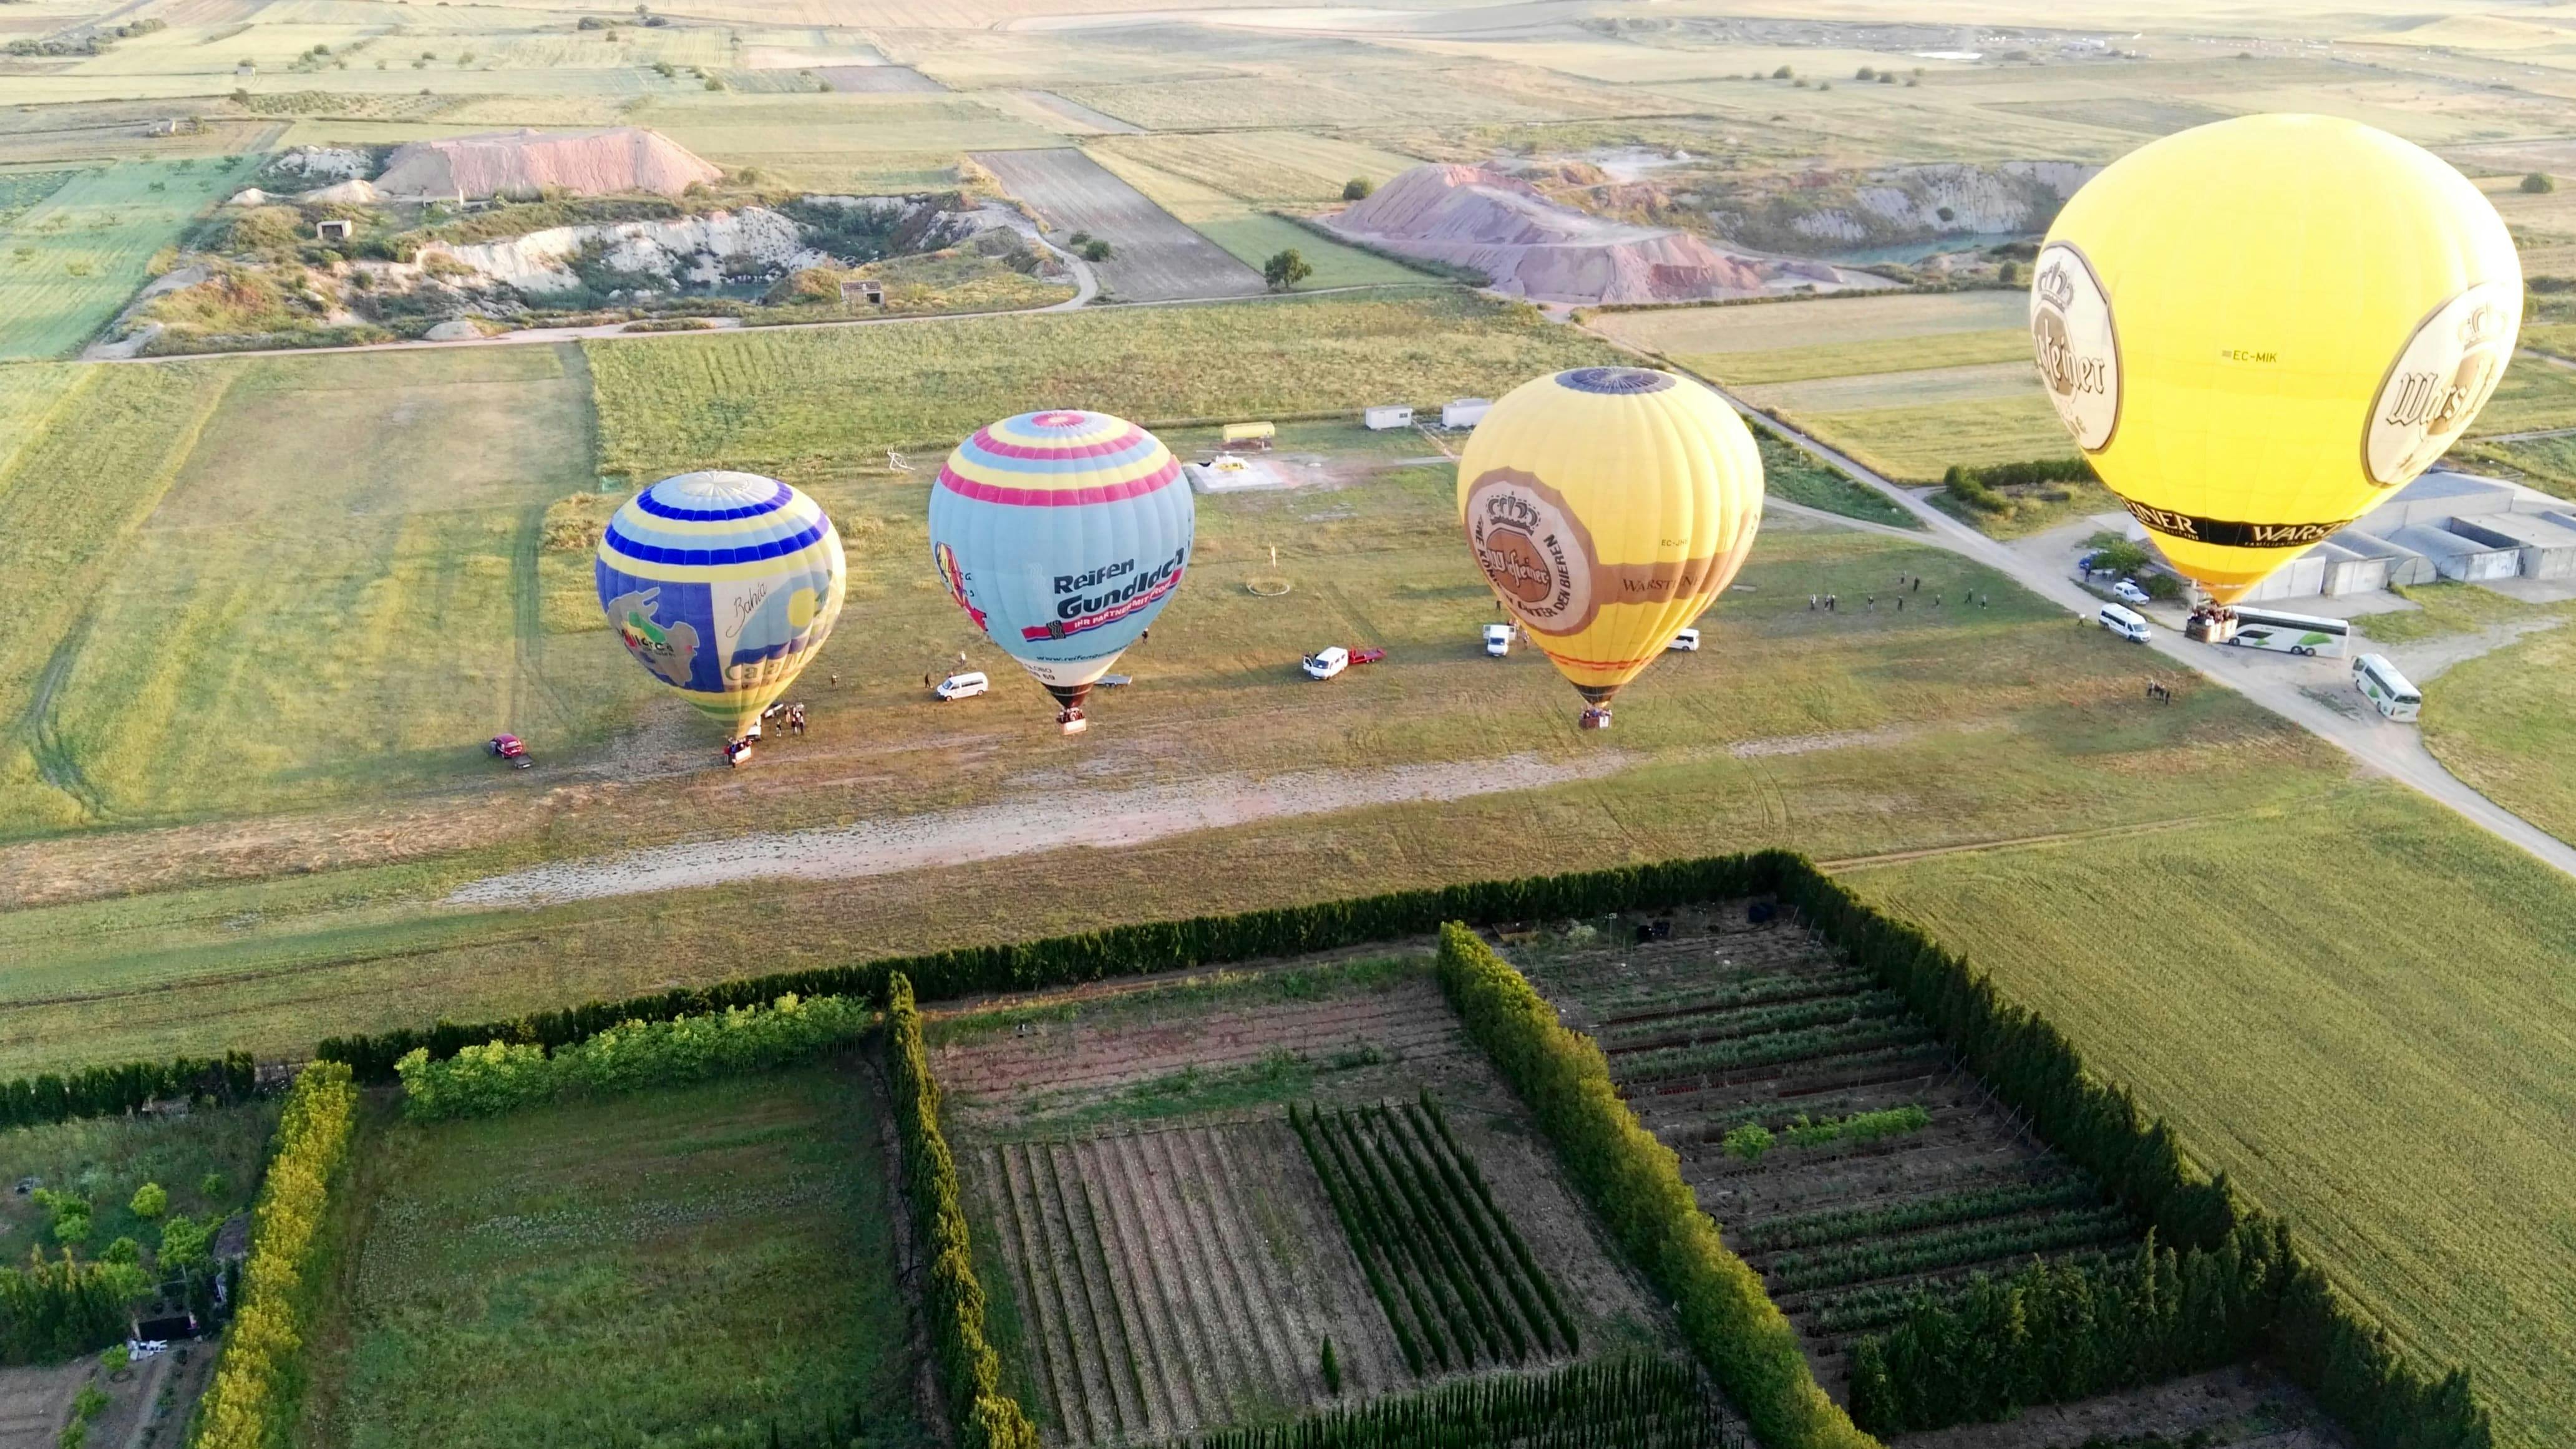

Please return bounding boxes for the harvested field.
[1004,90,1142,134]
[1091,132,1422,202]
[1586,293,2030,358]
[1506,906,2146,1392]
[972,147,1263,302]
[1781,394,2076,483]
[1082,148,1438,289]
[931,959,1709,1445]
[816,65,947,94]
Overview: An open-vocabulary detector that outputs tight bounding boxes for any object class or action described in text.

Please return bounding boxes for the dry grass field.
[971,147,1265,301]
[1081,148,1431,289]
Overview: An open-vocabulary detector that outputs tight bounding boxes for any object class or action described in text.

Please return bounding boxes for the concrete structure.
[2386,523,2521,582]
[2334,530,2439,586]
[2353,470,2516,536]
[314,219,352,242]
[2443,511,2576,579]
[839,278,884,305]
[2240,550,2330,604]
[1363,404,1414,430]
[2312,537,2395,595]
[1442,398,1491,429]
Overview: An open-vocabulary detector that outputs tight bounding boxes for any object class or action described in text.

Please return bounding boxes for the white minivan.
[1482,623,1512,657]
[2097,604,2152,643]
[935,671,989,701]
[2353,653,2423,721]
[1302,646,1349,681]
[1667,628,1701,652]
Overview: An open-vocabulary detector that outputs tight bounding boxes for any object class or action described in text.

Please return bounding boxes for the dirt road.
[1690,376,2576,884]
[446,751,1633,907]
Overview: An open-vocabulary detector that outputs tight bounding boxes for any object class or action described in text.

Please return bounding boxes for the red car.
[1349,647,1386,666]
[487,734,531,769]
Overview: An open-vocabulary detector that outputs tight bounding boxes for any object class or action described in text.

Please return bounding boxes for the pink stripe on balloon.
[969,425,1150,462]
[935,457,1184,507]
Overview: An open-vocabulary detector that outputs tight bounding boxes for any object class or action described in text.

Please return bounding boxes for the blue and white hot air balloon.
[928,410,1193,733]
[595,471,847,737]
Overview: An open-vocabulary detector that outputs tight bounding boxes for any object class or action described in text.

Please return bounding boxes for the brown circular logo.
[1464,469,1597,635]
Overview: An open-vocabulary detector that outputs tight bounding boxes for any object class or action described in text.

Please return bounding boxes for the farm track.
[1503,906,2146,1369]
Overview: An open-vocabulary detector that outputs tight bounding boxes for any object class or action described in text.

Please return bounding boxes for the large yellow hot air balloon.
[2034,114,2520,603]
[1458,366,1762,729]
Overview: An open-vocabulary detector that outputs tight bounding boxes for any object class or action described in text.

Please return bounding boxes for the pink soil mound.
[1326,163,1835,305]
[374,127,723,200]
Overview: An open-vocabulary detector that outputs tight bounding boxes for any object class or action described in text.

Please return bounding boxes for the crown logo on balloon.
[2036,260,2075,312]
[1484,492,1543,531]
[2457,303,2505,350]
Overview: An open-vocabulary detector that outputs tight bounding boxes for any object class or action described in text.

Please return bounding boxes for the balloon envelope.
[1457,366,1762,724]
[594,471,847,734]
[2034,114,2520,602]
[928,410,1193,727]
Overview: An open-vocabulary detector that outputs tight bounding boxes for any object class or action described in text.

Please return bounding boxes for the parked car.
[1302,647,1349,680]
[1483,623,1514,656]
[1667,628,1701,652]
[2111,578,2152,606]
[487,734,531,768]
[2098,603,2152,643]
[935,671,989,700]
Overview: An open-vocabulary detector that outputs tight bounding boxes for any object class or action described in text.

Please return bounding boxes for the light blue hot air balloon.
[595,471,847,737]
[928,410,1193,733]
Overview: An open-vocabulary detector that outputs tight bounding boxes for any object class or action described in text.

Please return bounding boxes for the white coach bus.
[2353,653,2423,721]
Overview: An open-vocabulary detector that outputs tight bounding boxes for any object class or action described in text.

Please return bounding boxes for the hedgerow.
[0,1249,150,1365]
[188,1061,358,1449]
[885,974,1039,1449]
[393,993,868,1120]
[0,1052,256,1133]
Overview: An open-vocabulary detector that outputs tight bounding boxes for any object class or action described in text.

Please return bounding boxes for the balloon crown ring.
[1031,410,1090,427]
[1558,366,1674,395]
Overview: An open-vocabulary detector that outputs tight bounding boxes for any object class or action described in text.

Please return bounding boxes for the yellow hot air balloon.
[1458,366,1762,729]
[2034,114,2521,603]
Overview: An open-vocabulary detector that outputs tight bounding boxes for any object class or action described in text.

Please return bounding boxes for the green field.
[300,1067,928,1449]
[1,346,638,831]
[1679,329,2034,386]
[1754,429,1921,526]
[1587,292,2031,357]
[2421,621,2576,845]
[0,1097,279,1267]
[583,289,1620,480]
[2464,351,2576,437]
[1084,148,1433,289]
[0,157,258,361]
[1778,392,2076,482]
[1852,785,2576,1449]
[1091,131,1426,203]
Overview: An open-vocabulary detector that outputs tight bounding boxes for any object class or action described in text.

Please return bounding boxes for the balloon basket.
[1057,707,1089,735]
[1578,707,1613,732]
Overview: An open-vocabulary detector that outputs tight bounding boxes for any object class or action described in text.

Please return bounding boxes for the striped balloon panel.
[595,470,848,729]
[928,410,1193,692]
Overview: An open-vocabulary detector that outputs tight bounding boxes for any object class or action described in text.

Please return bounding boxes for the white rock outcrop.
[424,206,834,293]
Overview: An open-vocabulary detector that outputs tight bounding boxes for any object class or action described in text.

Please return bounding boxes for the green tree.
[198,1173,226,1201]
[1342,177,1373,201]
[1855,65,1875,79]
[129,1182,167,1221]
[1773,64,1793,78]
[2523,172,2555,193]
[52,1212,90,1248]
[1081,238,1112,262]
[1320,1335,1341,1395]
[1998,259,2024,286]
[102,1238,139,1266]
[1263,248,1313,292]
[157,1214,213,1272]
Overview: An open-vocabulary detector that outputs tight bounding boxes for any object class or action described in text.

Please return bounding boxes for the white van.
[1482,623,1512,657]
[2353,653,2422,721]
[935,671,989,701]
[2097,604,2152,643]
[1302,646,1349,681]
[1667,628,1700,652]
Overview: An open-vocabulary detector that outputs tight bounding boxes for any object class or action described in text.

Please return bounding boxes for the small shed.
[840,278,884,306]
[2443,512,2576,579]
[1363,404,1414,431]
[2310,539,2389,598]
[1220,421,1275,452]
[1441,398,1492,430]
[2239,549,2328,603]
[315,219,353,243]
[2386,524,2520,583]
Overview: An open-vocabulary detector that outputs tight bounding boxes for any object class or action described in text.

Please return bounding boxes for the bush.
[2522,172,2555,193]
[129,1183,167,1221]
[188,1062,359,1449]
[1434,924,1874,1449]
[395,992,869,1120]
[1342,178,1373,201]
[1080,238,1112,263]
[885,974,1039,1449]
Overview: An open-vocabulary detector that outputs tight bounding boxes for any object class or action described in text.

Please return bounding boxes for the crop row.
[1737,1176,2104,1255]
[1601,992,1907,1050]
[1762,1205,2138,1296]
[1174,1355,1742,1449]
[1616,1017,1933,1083]
[1573,967,1880,1025]
[1291,1099,1574,1377]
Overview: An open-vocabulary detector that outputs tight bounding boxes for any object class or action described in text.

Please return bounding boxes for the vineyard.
[1290,1098,1578,1377]
[1507,907,2147,1387]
